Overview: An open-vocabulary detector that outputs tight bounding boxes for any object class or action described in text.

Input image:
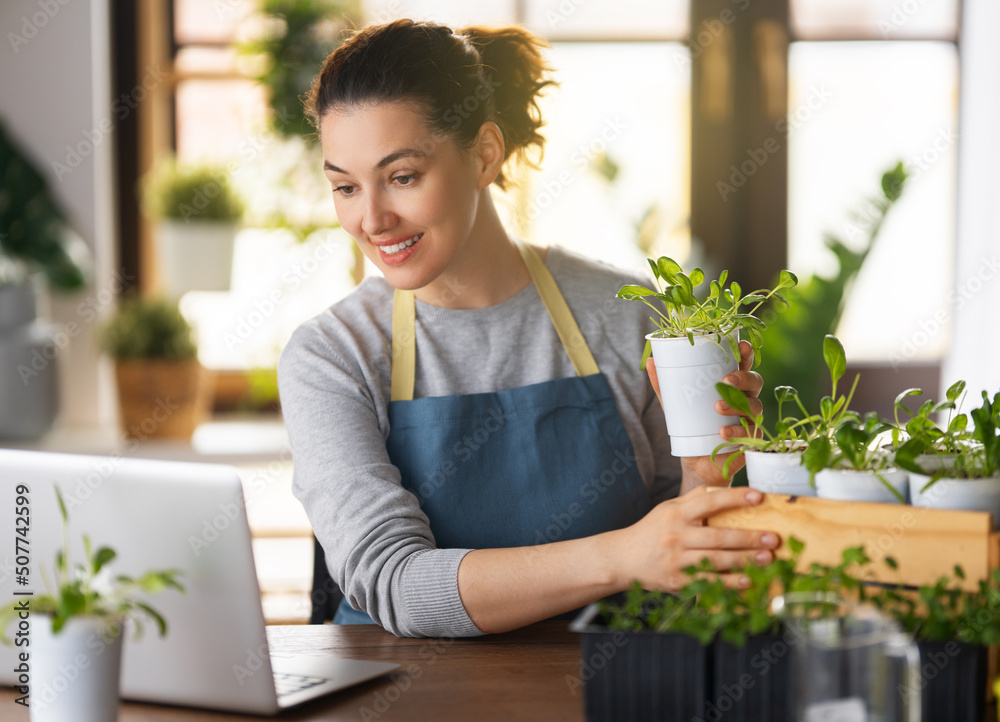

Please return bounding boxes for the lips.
[374,233,423,267]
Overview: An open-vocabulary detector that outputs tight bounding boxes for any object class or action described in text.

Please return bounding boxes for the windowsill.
[0,413,290,464]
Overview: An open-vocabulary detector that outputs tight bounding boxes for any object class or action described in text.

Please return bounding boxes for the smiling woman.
[277,18,777,639]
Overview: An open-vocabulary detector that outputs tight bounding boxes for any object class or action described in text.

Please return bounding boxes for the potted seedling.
[711,383,816,496]
[899,390,1000,528]
[808,412,908,504]
[1,486,183,722]
[873,559,999,722]
[98,295,212,440]
[616,258,797,456]
[890,380,970,474]
[712,335,857,496]
[143,157,244,295]
[571,539,878,722]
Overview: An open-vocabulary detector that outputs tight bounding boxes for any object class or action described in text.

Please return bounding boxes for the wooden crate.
[707,492,997,592]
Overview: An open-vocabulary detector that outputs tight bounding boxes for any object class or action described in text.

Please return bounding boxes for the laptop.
[0,449,398,714]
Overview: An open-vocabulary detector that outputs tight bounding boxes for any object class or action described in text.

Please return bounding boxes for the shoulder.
[278,276,394,392]
[544,244,653,333]
[546,244,648,290]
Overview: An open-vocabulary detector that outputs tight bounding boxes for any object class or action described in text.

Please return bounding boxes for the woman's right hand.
[611,486,780,591]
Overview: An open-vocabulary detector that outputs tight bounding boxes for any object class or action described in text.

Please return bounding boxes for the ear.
[473,121,505,190]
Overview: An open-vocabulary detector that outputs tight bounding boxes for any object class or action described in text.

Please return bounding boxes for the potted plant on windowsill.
[898,390,1000,528]
[1,486,183,722]
[0,120,90,440]
[615,258,797,457]
[98,295,212,440]
[143,157,245,296]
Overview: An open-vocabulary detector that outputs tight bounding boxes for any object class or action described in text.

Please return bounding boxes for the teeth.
[382,234,422,255]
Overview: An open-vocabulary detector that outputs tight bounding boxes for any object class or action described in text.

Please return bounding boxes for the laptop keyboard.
[274,672,327,699]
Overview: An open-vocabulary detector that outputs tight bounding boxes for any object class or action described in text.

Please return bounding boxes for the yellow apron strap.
[515,243,600,377]
[390,243,599,402]
[390,289,416,402]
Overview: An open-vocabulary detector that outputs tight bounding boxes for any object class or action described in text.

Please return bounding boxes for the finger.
[645,357,663,407]
[678,486,764,524]
[680,548,775,572]
[722,369,764,399]
[715,396,763,418]
[724,423,763,441]
[738,340,754,372]
[682,527,779,551]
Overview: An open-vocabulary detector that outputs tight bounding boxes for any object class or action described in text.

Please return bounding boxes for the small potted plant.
[142,157,244,295]
[807,412,908,504]
[571,539,874,722]
[873,559,998,722]
[616,258,797,457]
[898,390,1000,527]
[98,295,212,440]
[711,335,859,497]
[1,486,183,722]
[890,380,970,474]
[711,382,816,496]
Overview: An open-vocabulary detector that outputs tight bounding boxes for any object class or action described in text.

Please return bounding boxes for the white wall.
[944,0,1000,400]
[0,0,116,428]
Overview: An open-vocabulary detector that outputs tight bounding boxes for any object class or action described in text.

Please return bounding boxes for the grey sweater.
[277,244,681,637]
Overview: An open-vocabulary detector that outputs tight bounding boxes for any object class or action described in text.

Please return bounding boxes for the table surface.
[0,621,585,722]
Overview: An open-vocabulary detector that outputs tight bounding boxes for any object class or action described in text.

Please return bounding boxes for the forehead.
[319,101,451,169]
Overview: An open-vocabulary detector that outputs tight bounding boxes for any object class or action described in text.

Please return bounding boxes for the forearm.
[456,529,629,634]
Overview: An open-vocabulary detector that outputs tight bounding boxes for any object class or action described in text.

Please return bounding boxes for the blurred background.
[1,0,997,621]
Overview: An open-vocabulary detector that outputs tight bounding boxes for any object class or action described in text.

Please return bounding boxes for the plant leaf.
[715,382,753,417]
[823,335,846,386]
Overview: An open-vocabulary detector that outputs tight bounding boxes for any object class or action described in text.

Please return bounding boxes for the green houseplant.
[615,258,797,457]
[0,120,90,440]
[710,335,858,497]
[98,295,211,440]
[576,540,994,722]
[142,157,245,295]
[891,380,970,474]
[901,390,1000,528]
[1,486,182,722]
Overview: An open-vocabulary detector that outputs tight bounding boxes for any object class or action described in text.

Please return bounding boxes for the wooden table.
[0,622,585,721]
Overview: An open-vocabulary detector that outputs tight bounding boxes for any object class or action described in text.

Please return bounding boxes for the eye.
[333,185,356,197]
[393,174,416,187]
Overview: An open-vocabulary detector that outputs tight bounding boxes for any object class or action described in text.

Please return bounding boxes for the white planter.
[913,453,957,474]
[30,615,123,722]
[648,331,740,457]
[0,281,60,440]
[744,448,815,496]
[909,473,1000,529]
[157,220,238,295]
[815,468,909,504]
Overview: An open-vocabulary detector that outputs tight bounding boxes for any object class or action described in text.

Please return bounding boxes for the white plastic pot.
[814,468,909,504]
[909,473,1000,529]
[157,220,238,295]
[648,331,740,457]
[30,615,124,722]
[744,448,815,496]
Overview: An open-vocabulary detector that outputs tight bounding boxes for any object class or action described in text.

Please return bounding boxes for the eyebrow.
[323,148,427,175]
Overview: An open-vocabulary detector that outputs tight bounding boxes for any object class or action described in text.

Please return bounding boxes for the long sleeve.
[277,320,484,638]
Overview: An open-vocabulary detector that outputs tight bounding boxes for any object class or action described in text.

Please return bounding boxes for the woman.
[278,19,779,638]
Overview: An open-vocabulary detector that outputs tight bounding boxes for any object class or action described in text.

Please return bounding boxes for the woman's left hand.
[645,339,763,492]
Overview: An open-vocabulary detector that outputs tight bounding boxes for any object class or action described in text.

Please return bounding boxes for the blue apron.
[334,243,651,624]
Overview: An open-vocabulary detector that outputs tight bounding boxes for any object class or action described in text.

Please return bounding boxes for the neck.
[413,189,532,309]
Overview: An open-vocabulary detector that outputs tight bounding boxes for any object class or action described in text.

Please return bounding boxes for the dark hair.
[304,19,555,189]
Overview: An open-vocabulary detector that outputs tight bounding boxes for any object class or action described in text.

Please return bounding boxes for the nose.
[360,188,397,238]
